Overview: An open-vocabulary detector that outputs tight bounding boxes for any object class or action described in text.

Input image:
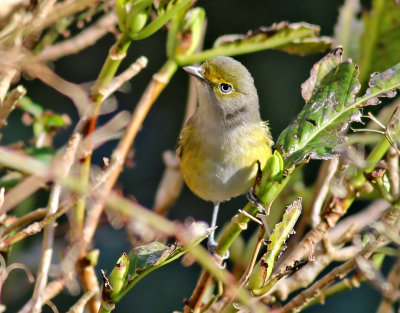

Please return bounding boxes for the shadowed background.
[4,0,383,312]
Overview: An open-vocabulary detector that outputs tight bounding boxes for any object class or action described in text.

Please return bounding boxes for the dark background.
[4,0,384,312]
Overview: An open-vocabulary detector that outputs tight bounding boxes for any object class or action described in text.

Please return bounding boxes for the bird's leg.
[208,202,220,248]
[246,160,264,213]
[246,160,271,236]
[208,202,229,261]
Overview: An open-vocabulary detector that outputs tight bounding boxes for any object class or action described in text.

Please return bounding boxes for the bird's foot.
[246,189,272,237]
[246,187,265,213]
[208,238,229,264]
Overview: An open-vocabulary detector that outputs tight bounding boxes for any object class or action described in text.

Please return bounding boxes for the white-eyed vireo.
[177,56,273,253]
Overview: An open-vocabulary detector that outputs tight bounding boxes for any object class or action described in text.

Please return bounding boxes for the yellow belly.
[179,122,272,203]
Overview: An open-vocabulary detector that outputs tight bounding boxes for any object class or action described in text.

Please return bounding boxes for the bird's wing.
[176,116,195,158]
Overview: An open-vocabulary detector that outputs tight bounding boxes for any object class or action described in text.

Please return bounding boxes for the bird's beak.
[183,66,205,81]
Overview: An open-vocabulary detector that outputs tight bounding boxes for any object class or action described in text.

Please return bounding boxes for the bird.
[177,56,273,256]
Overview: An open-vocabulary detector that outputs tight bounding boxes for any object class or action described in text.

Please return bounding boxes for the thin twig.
[0,173,50,215]
[0,0,102,45]
[239,227,266,287]
[153,22,205,216]
[1,208,48,237]
[29,134,80,313]
[24,61,92,116]
[386,146,399,200]
[102,56,148,100]
[274,245,360,300]
[0,196,76,250]
[276,200,400,313]
[153,150,183,216]
[82,59,178,249]
[37,12,118,62]
[0,84,26,127]
[377,258,400,313]
[328,199,389,242]
[311,157,339,227]
[66,290,96,313]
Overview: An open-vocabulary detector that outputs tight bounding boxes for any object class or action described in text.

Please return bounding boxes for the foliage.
[0,1,400,313]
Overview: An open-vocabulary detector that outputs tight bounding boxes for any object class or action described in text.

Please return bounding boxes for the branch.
[0,84,26,127]
[0,0,101,46]
[2,208,47,237]
[310,157,339,227]
[274,245,360,300]
[37,12,118,62]
[102,55,148,100]
[377,258,400,313]
[29,134,80,313]
[276,200,400,313]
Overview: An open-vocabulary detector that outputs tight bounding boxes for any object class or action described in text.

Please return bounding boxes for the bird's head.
[183,56,260,125]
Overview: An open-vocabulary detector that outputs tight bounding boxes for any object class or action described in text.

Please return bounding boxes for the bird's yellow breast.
[178,121,272,203]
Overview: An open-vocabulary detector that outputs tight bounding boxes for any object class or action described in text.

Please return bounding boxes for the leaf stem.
[175,28,317,65]
[351,135,391,188]
[130,0,192,40]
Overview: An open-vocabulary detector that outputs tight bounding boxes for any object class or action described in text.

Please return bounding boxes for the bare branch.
[103,56,148,100]
[29,134,80,313]
[37,12,118,62]
[66,290,96,313]
[274,245,360,300]
[153,151,183,216]
[0,84,26,127]
[24,62,92,116]
[386,146,399,199]
[2,208,48,237]
[377,258,400,313]
[311,157,339,226]
[0,0,102,45]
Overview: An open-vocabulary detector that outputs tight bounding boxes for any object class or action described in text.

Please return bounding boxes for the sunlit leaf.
[277,48,400,169]
[248,198,302,293]
[104,221,210,303]
[26,147,55,163]
[213,22,332,56]
[176,22,332,65]
[277,48,361,168]
[19,96,43,117]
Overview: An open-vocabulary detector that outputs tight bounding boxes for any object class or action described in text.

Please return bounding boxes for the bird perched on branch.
[177,56,273,256]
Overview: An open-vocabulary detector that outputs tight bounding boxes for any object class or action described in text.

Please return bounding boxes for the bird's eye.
[219,83,233,94]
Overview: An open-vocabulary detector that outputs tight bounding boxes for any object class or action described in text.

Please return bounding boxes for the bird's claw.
[208,239,230,264]
[246,187,265,213]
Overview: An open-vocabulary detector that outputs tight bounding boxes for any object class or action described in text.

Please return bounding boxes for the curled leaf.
[277,48,361,168]
[248,198,302,293]
[105,221,209,303]
[364,63,400,106]
[177,22,332,65]
[213,22,332,56]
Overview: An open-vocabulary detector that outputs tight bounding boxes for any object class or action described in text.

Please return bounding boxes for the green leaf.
[0,172,23,189]
[19,96,43,117]
[167,7,205,59]
[358,0,400,86]
[277,48,361,168]
[277,47,400,169]
[176,22,332,65]
[109,253,130,298]
[26,146,55,163]
[364,62,400,105]
[41,113,69,129]
[129,0,191,40]
[248,198,302,294]
[109,221,209,303]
